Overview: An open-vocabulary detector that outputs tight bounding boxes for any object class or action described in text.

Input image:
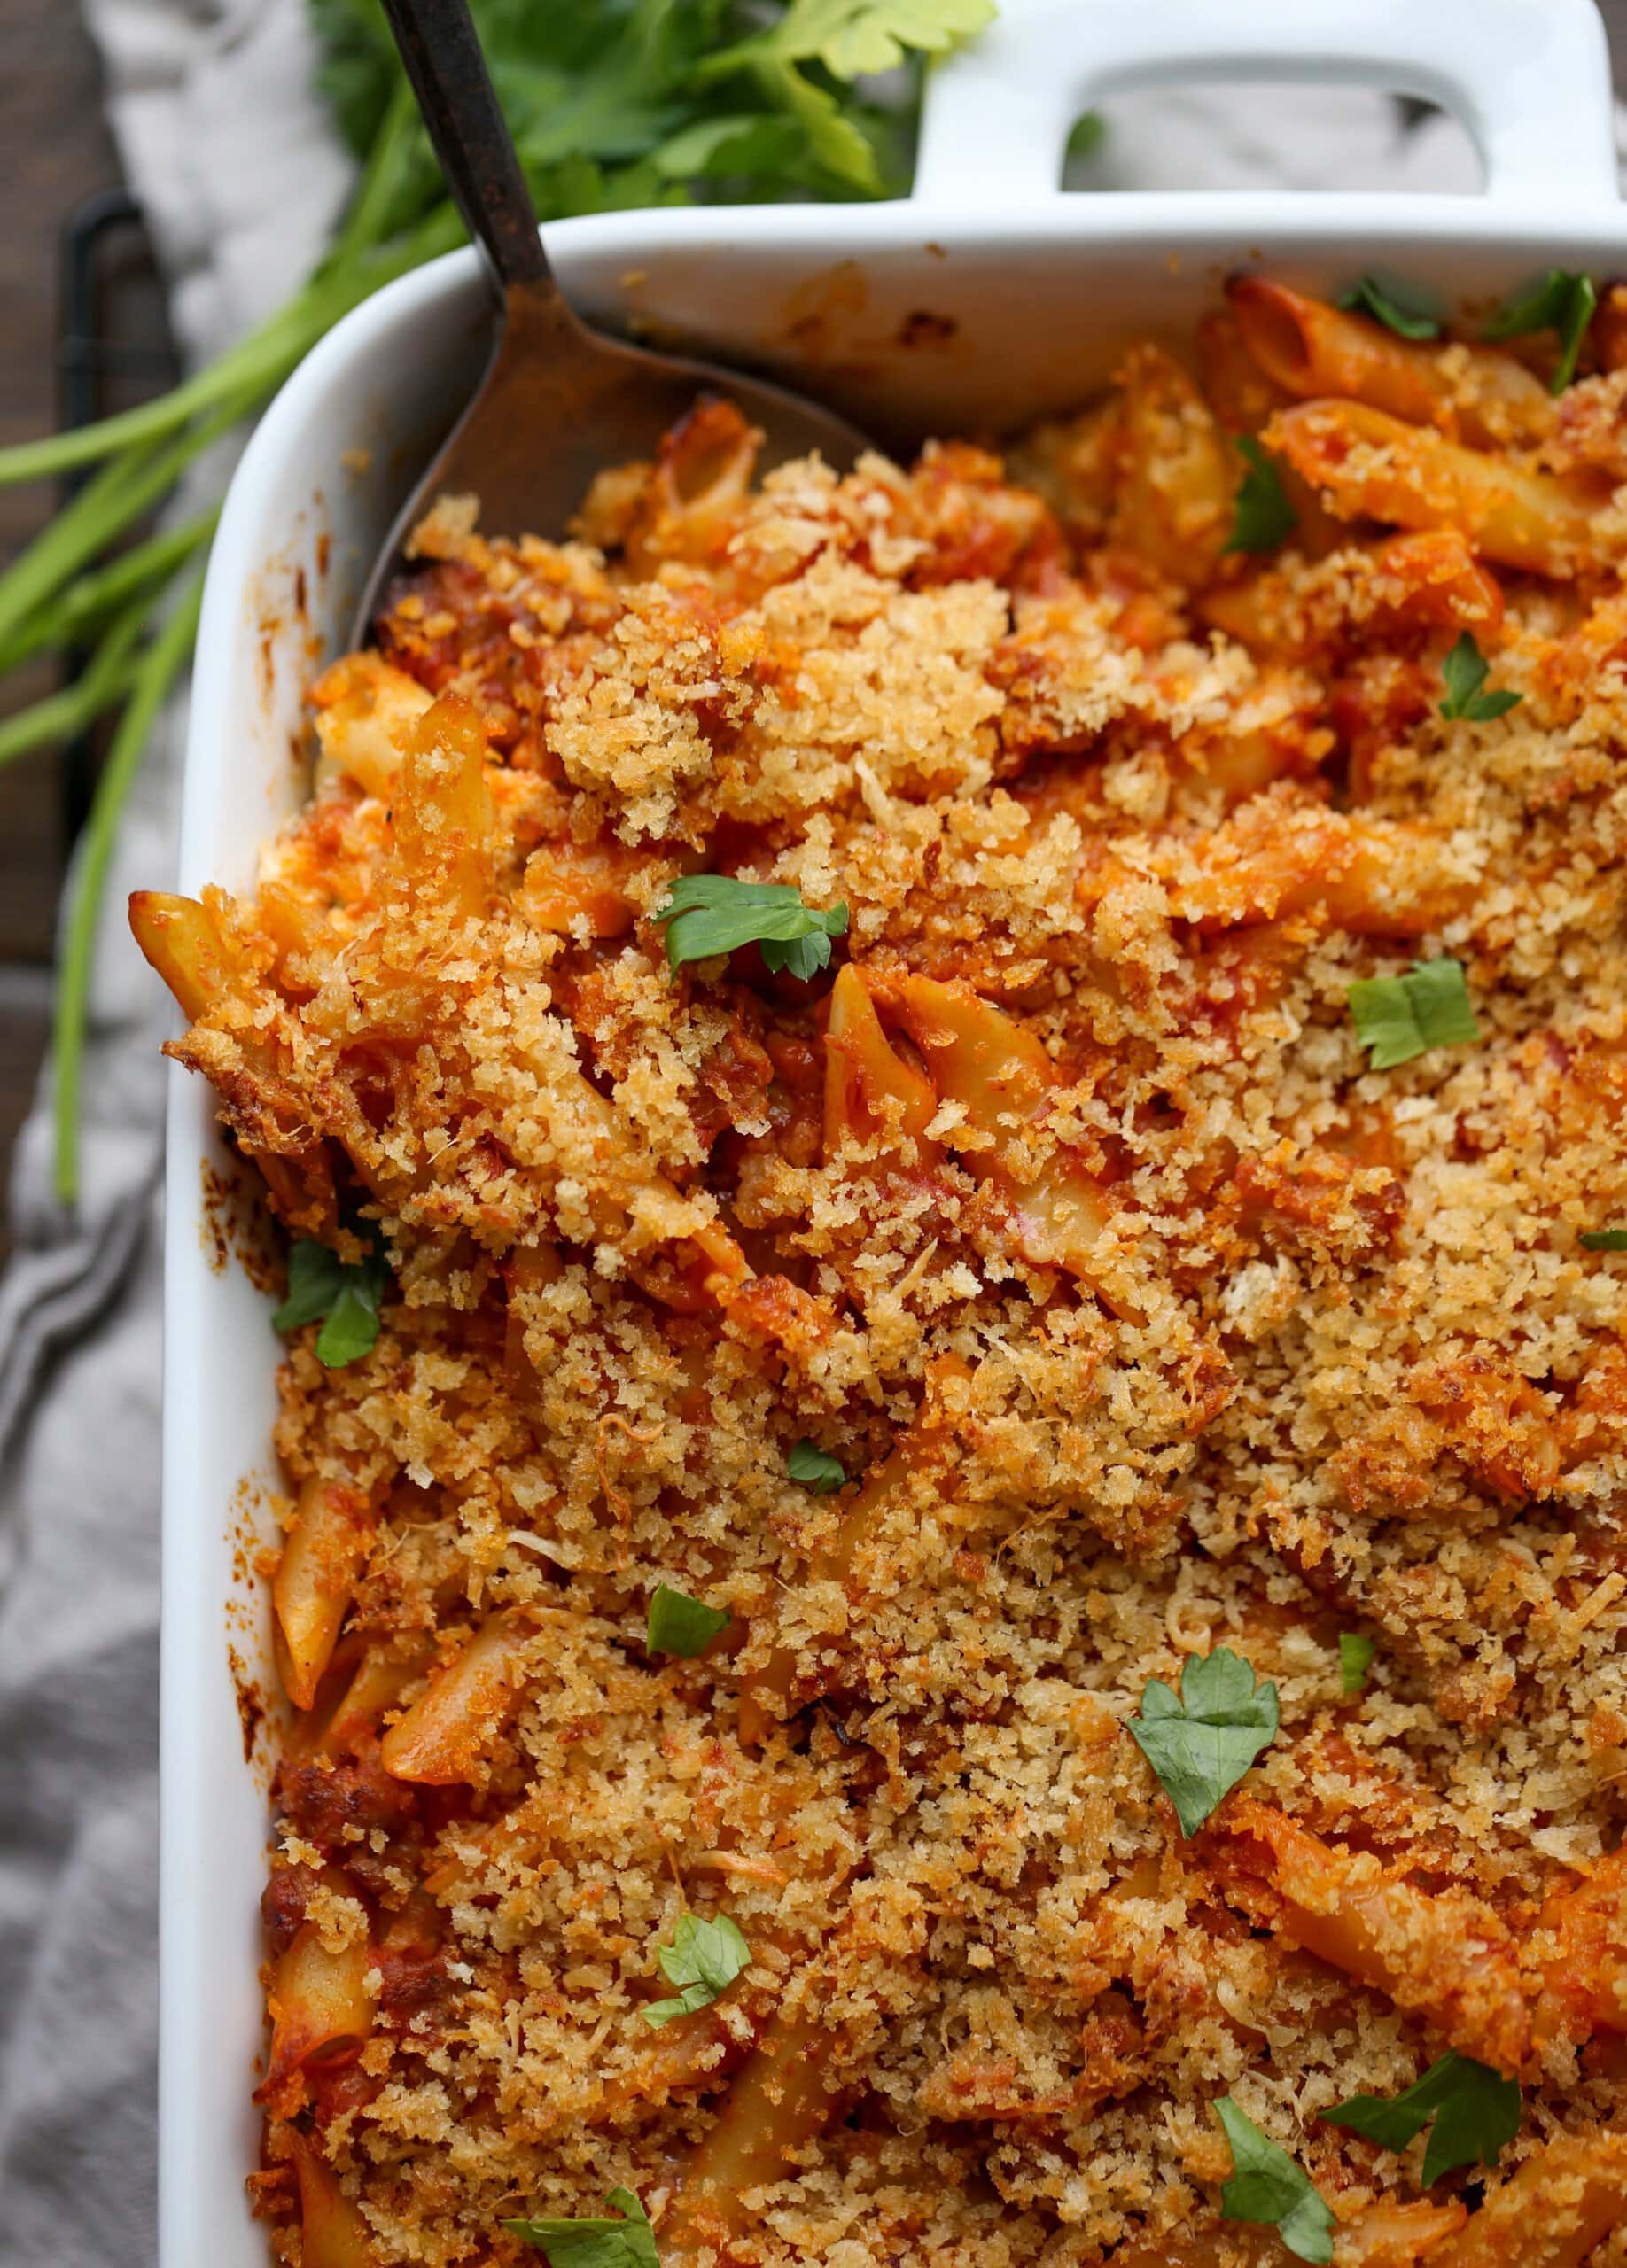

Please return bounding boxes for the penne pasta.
[309,650,434,800]
[378,1611,533,1785]
[1214,1800,1530,2074]
[1230,276,1554,448]
[1109,343,1237,587]
[388,693,497,921]
[659,2007,834,2262]
[273,1478,378,1712]
[260,1905,375,2105]
[286,2133,377,2268]
[822,961,937,1158]
[891,974,1117,1285]
[1266,399,1605,577]
[1425,2130,1627,2268]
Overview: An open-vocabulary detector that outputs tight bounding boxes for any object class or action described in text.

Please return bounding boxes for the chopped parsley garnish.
[1214,2097,1335,2264]
[642,1911,751,2027]
[272,1231,390,1368]
[1347,959,1481,1072]
[646,1582,730,1658]
[1438,631,1522,723]
[1581,1228,1627,1252]
[504,2186,659,2268]
[1226,438,1296,554]
[1324,2051,1522,2186]
[1338,273,1442,340]
[1127,1647,1279,1837]
[653,874,849,980]
[788,1439,845,1493]
[1483,270,1597,392]
[1339,1632,1375,1696]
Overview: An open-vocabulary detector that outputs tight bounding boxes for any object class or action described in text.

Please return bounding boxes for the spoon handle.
[378,0,557,301]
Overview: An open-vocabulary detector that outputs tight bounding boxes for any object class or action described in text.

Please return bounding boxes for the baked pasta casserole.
[136,275,1627,2267]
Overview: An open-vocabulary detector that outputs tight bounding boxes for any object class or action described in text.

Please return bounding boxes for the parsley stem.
[0,509,218,678]
[52,575,206,1205]
[0,389,250,650]
[0,604,147,765]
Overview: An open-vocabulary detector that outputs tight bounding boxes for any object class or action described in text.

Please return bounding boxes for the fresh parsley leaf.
[1214,2097,1335,2265]
[1324,2052,1522,2187]
[646,1583,730,1658]
[273,1232,390,1369]
[788,1439,845,1493]
[653,875,849,979]
[272,1239,346,1332]
[1581,1227,1627,1252]
[1338,274,1442,340]
[1339,1632,1375,1696]
[1483,270,1597,392]
[705,0,996,82]
[1347,959,1482,1072]
[1438,632,1522,723]
[1226,438,1296,554]
[1127,1647,1279,1837]
[504,2186,659,2268]
[643,1911,751,2027]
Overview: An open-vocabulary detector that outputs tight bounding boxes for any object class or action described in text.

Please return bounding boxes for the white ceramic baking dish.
[160,2,1624,2260]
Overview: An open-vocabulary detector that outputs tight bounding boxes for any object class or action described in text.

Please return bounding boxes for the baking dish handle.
[914,0,1619,206]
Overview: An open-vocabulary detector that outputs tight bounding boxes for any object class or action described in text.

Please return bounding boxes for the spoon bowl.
[354,0,869,641]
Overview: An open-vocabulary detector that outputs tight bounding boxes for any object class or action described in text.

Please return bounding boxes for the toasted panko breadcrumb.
[140,346,1627,2268]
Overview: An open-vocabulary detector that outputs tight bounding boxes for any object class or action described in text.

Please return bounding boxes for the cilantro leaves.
[1324,2051,1522,2186]
[1339,1632,1375,1696]
[1438,632,1522,723]
[643,1912,751,2027]
[1226,438,1296,554]
[788,1439,845,1493]
[272,1233,390,1368]
[504,2186,659,2268]
[1347,958,1481,1073]
[653,876,849,981]
[1484,270,1597,393]
[1338,274,1442,340]
[1581,1228,1627,1252]
[1215,2098,1335,2264]
[646,1583,730,1658]
[1127,1648,1279,1837]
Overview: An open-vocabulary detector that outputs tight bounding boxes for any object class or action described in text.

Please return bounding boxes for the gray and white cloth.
[0,14,1594,2263]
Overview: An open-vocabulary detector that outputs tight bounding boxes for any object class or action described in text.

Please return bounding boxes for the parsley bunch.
[0,0,992,1203]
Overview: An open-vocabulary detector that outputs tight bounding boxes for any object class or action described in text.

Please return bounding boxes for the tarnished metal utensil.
[354,0,869,641]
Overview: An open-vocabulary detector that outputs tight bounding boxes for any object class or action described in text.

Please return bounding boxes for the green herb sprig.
[643,1911,751,2027]
[1581,1227,1627,1252]
[1347,959,1481,1073]
[1214,2097,1335,2264]
[646,1583,730,1658]
[1324,2051,1521,2186]
[788,1439,845,1492]
[1226,438,1296,554]
[1484,270,1597,392]
[1339,1632,1374,1696]
[273,1227,392,1367]
[1438,632,1522,723]
[504,2186,659,2268]
[1127,1647,1279,1837]
[654,875,849,980]
[1338,274,1442,340]
[1,0,993,1201]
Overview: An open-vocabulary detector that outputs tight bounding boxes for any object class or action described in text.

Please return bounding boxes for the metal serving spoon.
[354,0,868,641]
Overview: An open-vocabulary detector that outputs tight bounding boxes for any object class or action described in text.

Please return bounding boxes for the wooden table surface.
[4,5,1627,1267]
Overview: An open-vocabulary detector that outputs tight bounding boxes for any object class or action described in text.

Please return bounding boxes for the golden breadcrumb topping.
[136,298,1627,2268]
